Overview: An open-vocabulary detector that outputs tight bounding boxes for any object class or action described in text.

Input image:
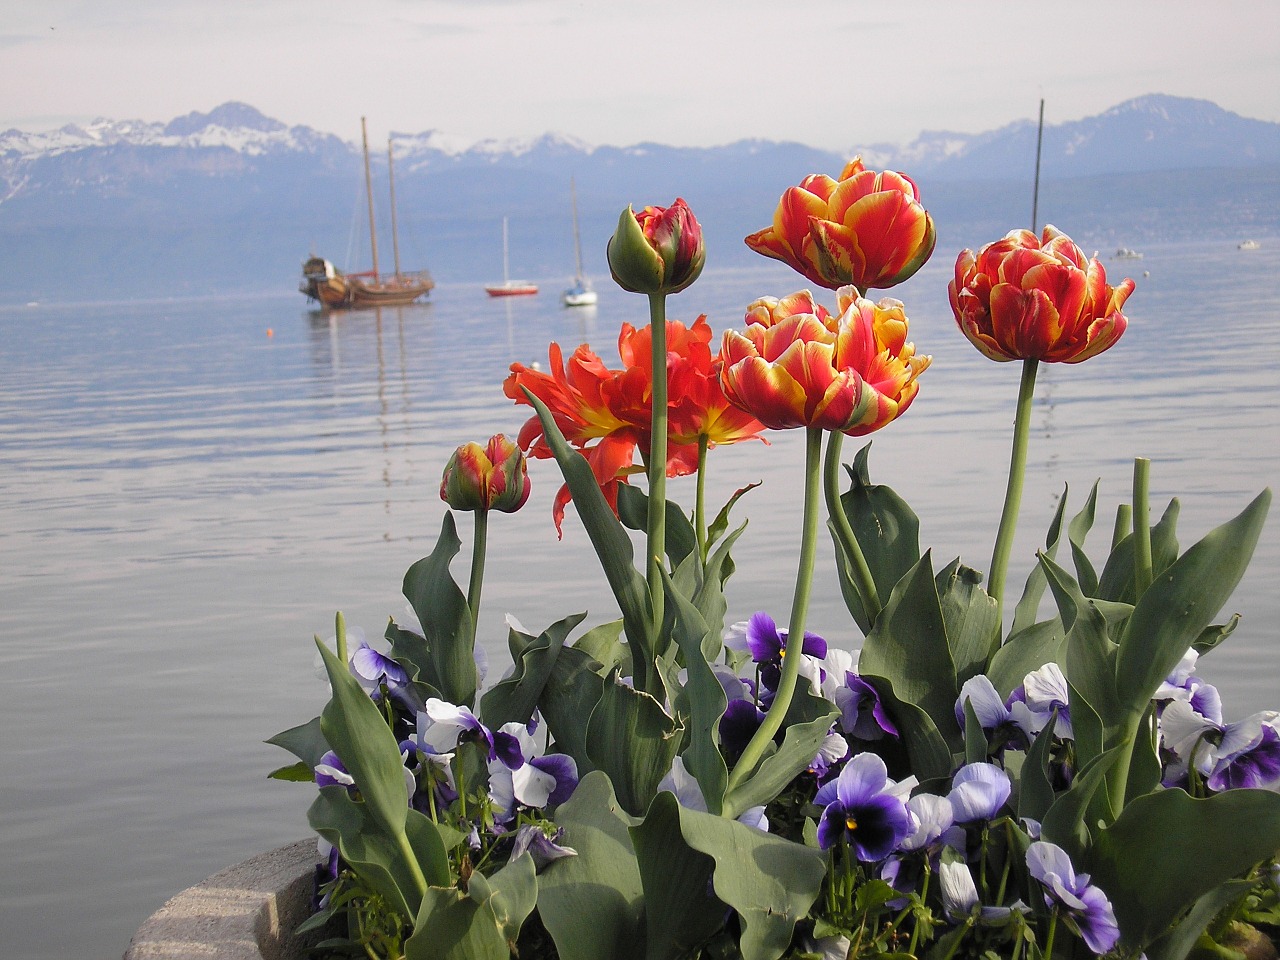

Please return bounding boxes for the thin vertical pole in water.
[571,176,585,281]
[1031,98,1045,233]
[387,137,402,279]
[361,117,380,279]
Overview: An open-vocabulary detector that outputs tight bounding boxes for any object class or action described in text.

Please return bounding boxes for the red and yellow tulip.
[439,434,531,514]
[949,225,1135,363]
[719,286,928,435]
[607,198,706,295]
[745,159,936,293]
[505,316,764,534]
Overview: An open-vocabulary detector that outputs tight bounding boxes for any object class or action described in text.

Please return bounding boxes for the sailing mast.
[571,176,585,283]
[361,117,380,280]
[501,216,511,285]
[387,137,402,280]
[1031,98,1045,233]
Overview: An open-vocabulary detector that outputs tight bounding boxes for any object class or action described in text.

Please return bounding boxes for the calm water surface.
[1,241,1278,959]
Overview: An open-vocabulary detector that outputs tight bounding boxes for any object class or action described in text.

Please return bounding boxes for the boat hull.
[300,258,434,310]
[484,283,539,297]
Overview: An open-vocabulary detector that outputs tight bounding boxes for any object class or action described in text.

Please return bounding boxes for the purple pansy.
[947,762,1012,823]
[315,750,354,790]
[737,612,828,698]
[1209,721,1280,791]
[417,698,494,758]
[718,698,766,766]
[1162,702,1280,791]
[814,752,913,859]
[939,859,1030,922]
[898,793,960,854]
[1026,841,1121,954]
[488,752,579,822]
[1008,663,1073,741]
[350,640,409,690]
[836,672,899,740]
[508,823,578,870]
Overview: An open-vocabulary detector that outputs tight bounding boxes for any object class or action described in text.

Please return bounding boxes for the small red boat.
[485,217,538,297]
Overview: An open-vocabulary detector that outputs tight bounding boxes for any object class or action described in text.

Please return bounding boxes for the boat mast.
[387,137,402,279]
[361,117,380,280]
[1031,98,1045,233]
[502,216,511,285]
[571,177,584,282]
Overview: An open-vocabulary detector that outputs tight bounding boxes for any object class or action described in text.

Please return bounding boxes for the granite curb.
[122,839,321,960]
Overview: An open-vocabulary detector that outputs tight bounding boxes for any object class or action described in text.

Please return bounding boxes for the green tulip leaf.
[308,786,415,920]
[1115,490,1270,712]
[630,792,724,960]
[859,677,955,784]
[618,483,698,571]
[660,569,728,814]
[1017,712,1060,824]
[539,646,606,772]
[1039,553,1124,730]
[985,618,1065,700]
[1097,498,1181,603]
[479,612,586,730]
[1011,484,1071,636]
[541,771,645,960]
[401,513,478,707]
[859,551,960,747]
[935,558,1000,685]
[1039,744,1122,860]
[1145,880,1257,960]
[266,715,328,769]
[636,791,827,960]
[585,670,682,817]
[722,709,837,819]
[521,389,654,660]
[1090,787,1280,950]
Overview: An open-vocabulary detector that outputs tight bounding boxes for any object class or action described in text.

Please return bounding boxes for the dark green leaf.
[618,483,698,570]
[722,710,837,819]
[1091,788,1280,950]
[1097,498,1181,603]
[1116,490,1270,712]
[401,513,478,707]
[1011,485,1070,636]
[935,558,1000,685]
[859,551,960,747]
[585,670,682,817]
[266,715,328,768]
[542,772,645,960]
[986,619,1065,701]
[539,646,606,772]
[479,612,586,730]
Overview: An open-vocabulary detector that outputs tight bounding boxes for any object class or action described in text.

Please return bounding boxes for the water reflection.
[0,243,1276,960]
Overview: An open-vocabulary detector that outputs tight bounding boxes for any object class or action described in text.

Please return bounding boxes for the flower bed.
[268,164,1280,960]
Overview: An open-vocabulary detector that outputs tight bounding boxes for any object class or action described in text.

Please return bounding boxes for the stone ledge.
[123,840,321,960]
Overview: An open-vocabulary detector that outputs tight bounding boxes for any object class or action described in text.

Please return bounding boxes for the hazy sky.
[2,0,1277,151]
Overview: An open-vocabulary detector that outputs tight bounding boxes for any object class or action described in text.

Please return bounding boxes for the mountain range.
[1,95,1278,302]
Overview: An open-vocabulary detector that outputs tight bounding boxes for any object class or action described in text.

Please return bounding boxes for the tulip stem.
[1132,457,1153,596]
[823,431,881,626]
[646,293,669,663]
[468,509,488,648]
[989,357,1039,622]
[727,426,823,793]
[696,433,709,562]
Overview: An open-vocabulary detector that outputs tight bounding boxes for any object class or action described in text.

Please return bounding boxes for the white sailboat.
[484,217,538,297]
[562,177,598,307]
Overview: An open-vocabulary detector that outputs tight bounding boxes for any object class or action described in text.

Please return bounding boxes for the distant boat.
[562,177,597,307]
[299,118,433,310]
[1115,247,1144,260]
[485,217,538,297]
[1239,239,1261,251]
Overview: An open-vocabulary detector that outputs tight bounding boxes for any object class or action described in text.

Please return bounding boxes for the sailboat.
[484,217,539,297]
[562,177,597,307]
[300,118,434,309]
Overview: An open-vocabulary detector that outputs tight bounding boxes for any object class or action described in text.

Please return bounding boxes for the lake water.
[2,239,1278,959]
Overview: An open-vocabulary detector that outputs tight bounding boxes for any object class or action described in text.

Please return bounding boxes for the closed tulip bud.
[440,434,531,513]
[607,198,705,295]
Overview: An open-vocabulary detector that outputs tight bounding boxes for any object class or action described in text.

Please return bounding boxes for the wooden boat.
[300,118,433,309]
[562,177,597,307]
[485,217,538,297]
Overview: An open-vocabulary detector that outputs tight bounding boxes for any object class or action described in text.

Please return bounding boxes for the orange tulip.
[949,225,1134,363]
[745,158,936,293]
[607,198,706,295]
[720,286,928,435]
[830,288,931,437]
[505,317,764,534]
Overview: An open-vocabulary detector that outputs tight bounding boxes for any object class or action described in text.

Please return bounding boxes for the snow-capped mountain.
[0,95,1276,302]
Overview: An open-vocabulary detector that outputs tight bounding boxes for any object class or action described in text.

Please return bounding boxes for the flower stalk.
[646,292,669,651]
[989,357,1039,618]
[468,510,488,646]
[1133,457,1153,596]
[823,430,881,624]
[728,426,824,790]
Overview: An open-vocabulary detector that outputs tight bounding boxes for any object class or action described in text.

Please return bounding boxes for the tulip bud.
[440,434,531,513]
[607,198,705,295]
